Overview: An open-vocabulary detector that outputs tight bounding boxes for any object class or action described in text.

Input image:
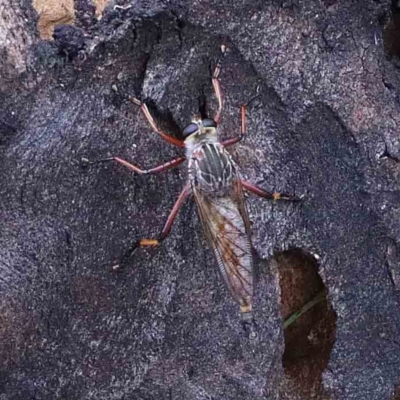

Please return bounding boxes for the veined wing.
[193,178,254,312]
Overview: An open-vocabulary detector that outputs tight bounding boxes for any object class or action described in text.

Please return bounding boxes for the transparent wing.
[193,178,254,310]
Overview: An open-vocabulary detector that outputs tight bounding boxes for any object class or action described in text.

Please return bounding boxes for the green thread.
[284,291,326,329]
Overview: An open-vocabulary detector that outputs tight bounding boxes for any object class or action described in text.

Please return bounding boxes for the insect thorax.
[188,143,236,194]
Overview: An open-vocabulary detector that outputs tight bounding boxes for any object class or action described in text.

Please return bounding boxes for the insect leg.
[212,45,228,124]
[241,180,300,201]
[212,61,223,124]
[130,97,185,148]
[112,183,191,270]
[82,156,186,174]
[222,104,247,147]
[139,182,191,246]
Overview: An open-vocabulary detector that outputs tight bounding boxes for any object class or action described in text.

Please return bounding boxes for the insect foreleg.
[212,45,228,124]
[139,182,191,246]
[221,104,247,147]
[130,96,184,148]
[82,156,186,174]
[241,180,300,201]
[212,63,223,124]
[222,89,262,147]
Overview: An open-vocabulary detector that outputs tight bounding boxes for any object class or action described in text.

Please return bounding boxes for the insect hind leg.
[241,180,301,202]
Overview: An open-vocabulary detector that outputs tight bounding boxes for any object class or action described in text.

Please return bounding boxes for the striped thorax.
[184,118,236,195]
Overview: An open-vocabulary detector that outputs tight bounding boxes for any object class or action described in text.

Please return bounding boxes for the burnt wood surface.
[1,0,400,399]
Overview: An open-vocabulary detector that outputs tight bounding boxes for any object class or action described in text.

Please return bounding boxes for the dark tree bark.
[1,1,400,399]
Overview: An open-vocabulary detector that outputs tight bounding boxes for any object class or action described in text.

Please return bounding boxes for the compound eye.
[202,118,216,128]
[183,123,199,138]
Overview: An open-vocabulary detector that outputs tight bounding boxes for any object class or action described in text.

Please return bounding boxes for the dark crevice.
[198,88,208,119]
[321,27,334,53]
[383,1,400,58]
[378,11,388,28]
[385,240,400,290]
[155,23,163,45]
[382,76,396,92]
[379,143,400,162]
[321,0,337,7]
[187,365,195,379]
[275,249,336,399]
[0,116,19,147]
[170,9,185,46]
[393,385,400,399]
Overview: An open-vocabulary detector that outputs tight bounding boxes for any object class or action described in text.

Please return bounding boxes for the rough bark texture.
[1,0,400,399]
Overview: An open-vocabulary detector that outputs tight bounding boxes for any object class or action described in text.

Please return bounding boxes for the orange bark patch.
[33,0,74,40]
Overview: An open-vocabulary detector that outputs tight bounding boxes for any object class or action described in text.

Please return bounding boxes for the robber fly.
[83,47,296,338]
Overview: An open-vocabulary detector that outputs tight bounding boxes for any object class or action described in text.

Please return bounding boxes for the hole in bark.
[321,0,337,7]
[383,2,400,57]
[275,249,336,398]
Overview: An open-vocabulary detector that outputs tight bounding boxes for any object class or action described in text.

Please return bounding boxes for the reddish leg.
[130,97,184,148]
[139,182,191,246]
[241,180,300,201]
[112,183,191,270]
[212,45,228,124]
[222,104,247,147]
[82,156,186,174]
[212,60,223,124]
